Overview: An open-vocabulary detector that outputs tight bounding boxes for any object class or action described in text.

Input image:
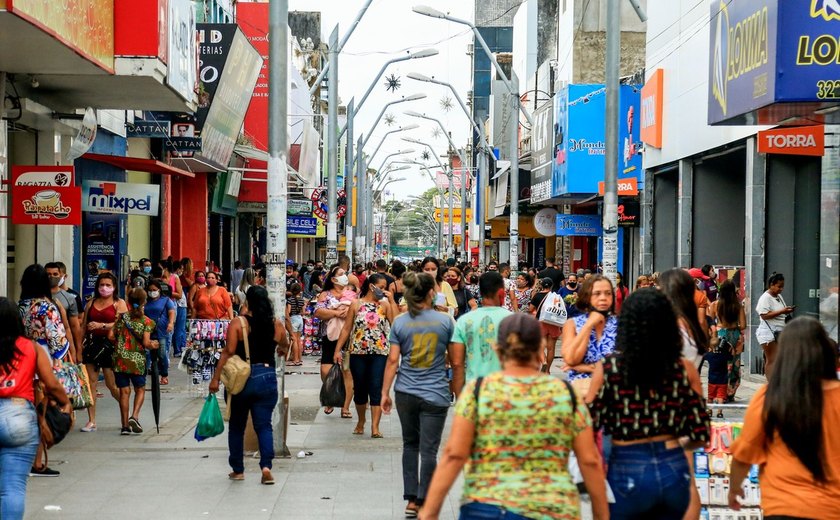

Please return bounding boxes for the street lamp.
[368,124,419,166]
[413,5,533,270]
[373,164,410,189]
[361,94,427,151]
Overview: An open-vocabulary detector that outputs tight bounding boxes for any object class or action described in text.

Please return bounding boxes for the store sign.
[66,108,98,162]
[640,69,664,148]
[126,119,171,138]
[12,165,73,187]
[530,101,555,203]
[287,216,319,236]
[434,207,472,223]
[167,0,197,102]
[556,214,602,236]
[238,2,270,155]
[552,85,643,197]
[598,177,639,196]
[708,0,840,125]
[757,125,825,156]
[83,214,124,299]
[534,208,557,237]
[288,199,312,216]
[618,201,640,227]
[82,181,160,216]
[6,0,115,71]
[310,187,347,220]
[11,185,82,225]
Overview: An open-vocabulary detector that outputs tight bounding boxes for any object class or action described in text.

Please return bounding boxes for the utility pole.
[345,99,355,265]
[268,0,291,458]
[509,72,520,271]
[326,27,339,267]
[602,0,620,285]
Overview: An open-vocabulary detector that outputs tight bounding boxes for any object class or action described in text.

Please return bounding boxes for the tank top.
[288,296,305,316]
[349,301,390,355]
[0,337,38,402]
[89,300,118,337]
[235,316,276,367]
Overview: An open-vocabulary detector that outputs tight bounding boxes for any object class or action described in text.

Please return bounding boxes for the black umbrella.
[150,348,161,433]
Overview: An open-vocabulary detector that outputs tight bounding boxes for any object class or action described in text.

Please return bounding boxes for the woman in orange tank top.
[192,272,233,320]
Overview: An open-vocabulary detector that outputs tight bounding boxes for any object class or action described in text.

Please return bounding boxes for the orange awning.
[81,153,195,178]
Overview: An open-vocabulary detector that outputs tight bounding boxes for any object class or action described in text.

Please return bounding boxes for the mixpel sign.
[82,181,160,216]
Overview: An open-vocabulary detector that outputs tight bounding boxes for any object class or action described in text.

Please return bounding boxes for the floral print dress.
[348,301,390,356]
[19,298,71,361]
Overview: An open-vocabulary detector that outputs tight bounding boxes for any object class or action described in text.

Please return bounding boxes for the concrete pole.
[478,121,488,268]
[0,71,7,297]
[355,135,365,262]
[509,72,520,271]
[326,26,339,267]
[359,153,368,262]
[602,0,620,285]
[345,99,355,265]
[461,159,467,260]
[268,0,291,458]
[366,170,374,262]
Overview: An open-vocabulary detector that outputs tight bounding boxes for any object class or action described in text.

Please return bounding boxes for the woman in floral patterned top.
[420,313,608,520]
[109,288,158,435]
[335,274,397,438]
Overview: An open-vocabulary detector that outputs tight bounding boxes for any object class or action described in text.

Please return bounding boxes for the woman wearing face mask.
[559,274,582,318]
[512,272,534,313]
[144,280,176,385]
[444,267,477,319]
[192,272,233,320]
[561,275,618,394]
[334,274,397,437]
[420,257,456,315]
[187,270,207,319]
[80,272,128,434]
[314,266,354,415]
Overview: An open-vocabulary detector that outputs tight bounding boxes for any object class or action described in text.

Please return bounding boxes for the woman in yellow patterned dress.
[335,273,397,438]
[420,313,609,520]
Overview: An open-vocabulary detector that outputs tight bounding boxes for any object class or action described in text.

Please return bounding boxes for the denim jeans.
[394,391,448,504]
[607,442,692,520]
[349,354,387,406]
[146,335,170,377]
[174,306,187,355]
[459,502,533,520]
[0,398,40,520]
[228,365,279,473]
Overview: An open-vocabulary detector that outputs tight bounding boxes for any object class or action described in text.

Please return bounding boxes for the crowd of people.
[1,253,837,519]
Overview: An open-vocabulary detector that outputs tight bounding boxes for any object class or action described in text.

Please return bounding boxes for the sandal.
[160,377,169,385]
[324,407,334,415]
[261,470,275,485]
[352,426,364,435]
[341,410,353,419]
[371,432,383,439]
[228,472,245,481]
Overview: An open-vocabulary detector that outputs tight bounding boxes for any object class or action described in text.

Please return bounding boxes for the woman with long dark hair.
[755,272,794,378]
[210,286,288,484]
[443,267,476,318]
[729,317,840,517]
[0,297,71,518]
[334,273,397,437]
[659,268,708,367]
[381,272,454,517]
[709,279,746,401]
[314,266,354,416]
[192,271,233,320]
[388,260,407,306]
[590,289,711,519]
[421,313,608,520]
[420,257,456,315]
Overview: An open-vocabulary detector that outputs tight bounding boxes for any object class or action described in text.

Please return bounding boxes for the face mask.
[335,275,349,286]
[196,276,206,284]
[372,288,384,300]
[143,266,152,274]
[59,276,66,287]
[516,280,527,288]
[307,265,314,272]
[49,276,61,288]
[426,270,438,279]
[99,286,115,298]
[149,290,160,299]
[207,278,218,287]
[568,282,577,288]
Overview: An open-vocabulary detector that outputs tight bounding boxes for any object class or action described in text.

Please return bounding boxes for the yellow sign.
[434,208,472,223]
[8,0,115,71]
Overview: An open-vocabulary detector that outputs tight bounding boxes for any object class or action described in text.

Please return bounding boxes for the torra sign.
[757,126,825,156]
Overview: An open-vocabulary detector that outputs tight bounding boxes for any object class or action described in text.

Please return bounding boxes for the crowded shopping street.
[1,1,839,519]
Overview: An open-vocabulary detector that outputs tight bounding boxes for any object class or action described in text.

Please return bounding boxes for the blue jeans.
[174,306,187,355]
[146,335,170,377]
[349,354,387,406]
[459,502,533,520]
[0,398,40,520]
[607,442,692,520]
[394,391,448,504]
[228,365,279,473]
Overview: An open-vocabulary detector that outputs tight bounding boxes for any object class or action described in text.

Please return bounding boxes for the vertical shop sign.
[237,2,269,153]
[530,101,555,202]
[167,0,197,102]
[640,69,664,148]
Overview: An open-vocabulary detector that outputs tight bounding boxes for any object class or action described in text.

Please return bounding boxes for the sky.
[288,0,475,201]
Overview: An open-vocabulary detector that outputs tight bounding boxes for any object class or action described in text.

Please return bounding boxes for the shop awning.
[81,154,195,178]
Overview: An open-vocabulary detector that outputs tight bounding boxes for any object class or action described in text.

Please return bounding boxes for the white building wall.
[512,0,538,89]
[642,0,771,169]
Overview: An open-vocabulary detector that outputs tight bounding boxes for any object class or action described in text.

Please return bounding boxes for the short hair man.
[45,262,83,359]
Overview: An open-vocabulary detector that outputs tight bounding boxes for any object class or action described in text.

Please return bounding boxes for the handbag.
[220,316,251,395]
[36,399,72,449]
[54,361,93,410]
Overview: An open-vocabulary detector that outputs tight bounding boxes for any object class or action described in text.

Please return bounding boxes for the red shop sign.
[12,185,82,225]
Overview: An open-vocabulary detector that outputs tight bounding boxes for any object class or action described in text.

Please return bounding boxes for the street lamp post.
[368,125,419,167]
[412,6,534,271]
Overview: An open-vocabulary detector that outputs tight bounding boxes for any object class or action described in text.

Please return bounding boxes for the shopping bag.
[319,364,345,407]
[53,361,92,410]
[195,394,225,441]
[538,292,568,327]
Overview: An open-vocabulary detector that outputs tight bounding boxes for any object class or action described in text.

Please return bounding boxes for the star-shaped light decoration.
[431,127,443,139]
[383,113,396,126]
[384,73,401,92]
[421,150,431,162]
[440,95,454,112]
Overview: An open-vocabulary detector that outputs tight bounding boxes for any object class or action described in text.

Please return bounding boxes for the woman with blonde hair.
[420,313,608,520]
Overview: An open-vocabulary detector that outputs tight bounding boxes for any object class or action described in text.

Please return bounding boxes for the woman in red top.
[81,273,128,432]
[0,297,71,519]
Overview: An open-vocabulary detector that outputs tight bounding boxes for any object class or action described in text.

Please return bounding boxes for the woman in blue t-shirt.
[144,279,176,385]
[381,272,454,518]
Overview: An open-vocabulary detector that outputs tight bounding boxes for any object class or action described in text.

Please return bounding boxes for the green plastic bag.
[195,394,224,441]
